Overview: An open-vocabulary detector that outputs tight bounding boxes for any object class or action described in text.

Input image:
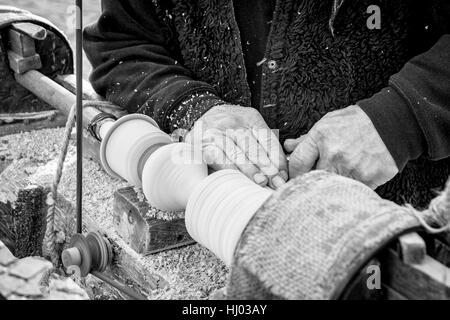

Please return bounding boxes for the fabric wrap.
[228,171,426,300]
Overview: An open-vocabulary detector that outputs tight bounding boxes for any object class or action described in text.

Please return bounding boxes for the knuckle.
[310,126,325,142]
[329,149,344,163]
[356,170,373,184]
[246,107,259,115]
[289,152,306,170]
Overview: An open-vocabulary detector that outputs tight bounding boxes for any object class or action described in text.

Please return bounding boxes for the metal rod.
[76,0,83,234]
[91,271,147,300]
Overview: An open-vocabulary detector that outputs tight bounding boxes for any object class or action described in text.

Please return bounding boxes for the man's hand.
[284,105,399,189]
[185,104,288,189]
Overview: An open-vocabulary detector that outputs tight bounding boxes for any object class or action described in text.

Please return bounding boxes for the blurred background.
[1,0,102,79]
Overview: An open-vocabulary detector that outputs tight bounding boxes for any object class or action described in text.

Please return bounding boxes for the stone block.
[9,257,52,280]
[0,273,26,298]
[0,246,17,266]
[46,277,89,300]
[14,278,44,298]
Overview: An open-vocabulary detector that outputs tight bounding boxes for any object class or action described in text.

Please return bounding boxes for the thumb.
[284,136,307,153]
[289,135,320,178]
[284,138,300,153]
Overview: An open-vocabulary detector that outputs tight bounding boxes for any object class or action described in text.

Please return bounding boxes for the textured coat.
[84,0,450,208]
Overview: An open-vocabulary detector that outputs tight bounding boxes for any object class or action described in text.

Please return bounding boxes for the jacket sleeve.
[358,34,450,170]
[83,0,224,132]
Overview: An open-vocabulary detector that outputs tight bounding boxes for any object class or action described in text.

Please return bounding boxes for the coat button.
[267,60,278,70]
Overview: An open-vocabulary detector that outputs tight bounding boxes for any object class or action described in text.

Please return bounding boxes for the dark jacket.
[84,0,450,208]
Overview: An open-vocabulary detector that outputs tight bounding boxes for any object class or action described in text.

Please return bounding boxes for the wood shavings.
[145,207,185,222]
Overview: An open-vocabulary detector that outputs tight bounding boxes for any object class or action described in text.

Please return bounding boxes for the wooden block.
[8,186,48,259]
[0,201,15,254]
[11,23,47,41]
[145,219,195,255]
[7,51,41,74]
[8,29,36,58]
[398,232,426,265]
[113,187,195,255]
[380,249,450,299]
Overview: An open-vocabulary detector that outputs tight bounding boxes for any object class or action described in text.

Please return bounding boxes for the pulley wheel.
[67,234,92,277]
[86,231,112,273]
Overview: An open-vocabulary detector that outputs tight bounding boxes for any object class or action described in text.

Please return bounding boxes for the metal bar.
[76,0,83,234]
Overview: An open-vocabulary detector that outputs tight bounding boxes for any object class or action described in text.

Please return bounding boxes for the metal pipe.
[76,0,83,234]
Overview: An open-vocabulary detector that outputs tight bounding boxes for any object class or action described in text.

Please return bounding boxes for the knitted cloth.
[227,171,443,300]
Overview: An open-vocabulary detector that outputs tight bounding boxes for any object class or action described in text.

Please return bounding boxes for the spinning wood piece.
[100,114,172,187]
[186,170,273,266]
[140,143,273,265]
[142,143,208,211]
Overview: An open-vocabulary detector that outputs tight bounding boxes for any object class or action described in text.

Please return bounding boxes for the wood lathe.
[3,17,195,256]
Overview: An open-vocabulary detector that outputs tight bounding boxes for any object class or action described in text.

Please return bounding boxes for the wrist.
[357,86,426,171]
[168,92,225,132]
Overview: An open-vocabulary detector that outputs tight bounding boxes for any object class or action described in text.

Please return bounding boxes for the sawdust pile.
[1,128,228,300]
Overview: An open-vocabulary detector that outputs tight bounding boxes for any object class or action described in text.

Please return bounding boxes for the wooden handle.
[14,70,102,129]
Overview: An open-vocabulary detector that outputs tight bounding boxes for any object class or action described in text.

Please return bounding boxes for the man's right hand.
[185,104,288,189]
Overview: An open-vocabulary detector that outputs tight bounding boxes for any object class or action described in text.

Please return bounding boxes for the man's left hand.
[284,105,399,189]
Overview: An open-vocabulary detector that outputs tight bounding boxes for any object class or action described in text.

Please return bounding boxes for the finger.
[289,135,320,178]
[204,145,269,185]
[232,129,276,176]
[252,128,289,185]
[219,134,268,187]
[315,158,338,174]
[284,138,301,153]
[186,127,239,172]
[187,129,268,186]
[202,143,238,171]
[284,136,309,154]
